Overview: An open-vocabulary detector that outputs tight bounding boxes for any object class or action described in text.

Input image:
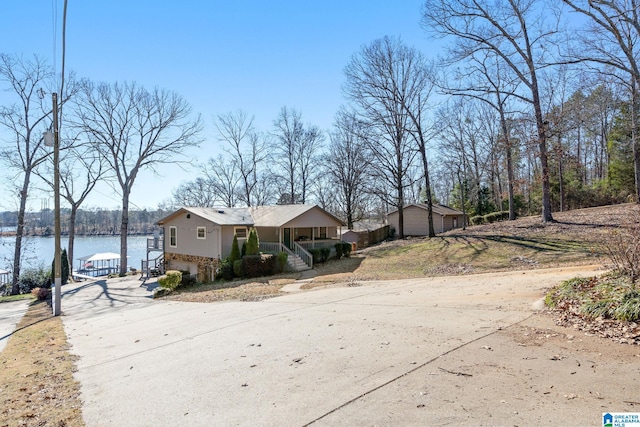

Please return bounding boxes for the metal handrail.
[147,237,164,251]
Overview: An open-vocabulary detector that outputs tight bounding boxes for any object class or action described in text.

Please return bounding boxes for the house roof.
[387,203,466,217]
[249,204,345,227]
[157,204,345,227]
[157,207,254,226]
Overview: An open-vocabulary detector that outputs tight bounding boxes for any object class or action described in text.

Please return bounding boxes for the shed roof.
[387,203,466,217]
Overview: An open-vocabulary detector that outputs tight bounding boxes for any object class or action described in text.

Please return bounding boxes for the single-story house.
[156,204,345,281]
[387,204,466,236]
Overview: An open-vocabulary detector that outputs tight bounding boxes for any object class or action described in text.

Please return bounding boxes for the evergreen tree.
[246,228,260,255]
[51,248,70,285]
[230,235,241,262]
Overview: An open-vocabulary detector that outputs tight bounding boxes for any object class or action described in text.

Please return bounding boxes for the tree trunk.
[632,78,640,203]
[531,74,553,222]
[11,174,30,295]
[120,191,130,276]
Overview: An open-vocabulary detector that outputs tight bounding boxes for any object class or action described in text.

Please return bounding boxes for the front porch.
[259,238,338,271]
[255,225,342,271]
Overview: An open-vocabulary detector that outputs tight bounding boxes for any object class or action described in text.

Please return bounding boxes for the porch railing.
[259,241,313,270]
[147,237,164,251]
[297,239,338,251]
[293,242,313,269]
[259,242,285,254]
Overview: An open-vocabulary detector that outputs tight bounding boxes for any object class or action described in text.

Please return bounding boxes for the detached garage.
[387,204,466,236]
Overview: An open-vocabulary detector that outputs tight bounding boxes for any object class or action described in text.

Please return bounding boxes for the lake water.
[0,234,156,272]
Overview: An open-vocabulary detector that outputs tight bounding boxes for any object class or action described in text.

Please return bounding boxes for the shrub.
[217,258,234,280]
[31,287,51,300]
[335,243,344,259]
[320,247,331,262]
[308,248,321,264]
[246,228,260,255]
[233,259,244,277]
[18,267,51,294]
[601,207,640,285]
[276,251,288,273]
[242,254,276,278]
[158,270,182,290]
[341,242,352,258]
[470,215,484,226]
[230,235,241,263]
[241,241,247,257]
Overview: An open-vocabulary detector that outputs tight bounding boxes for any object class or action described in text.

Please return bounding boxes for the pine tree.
[246,228,260,255]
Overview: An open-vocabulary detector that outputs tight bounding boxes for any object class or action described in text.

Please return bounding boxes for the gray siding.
[388,206,465,236]
[163,214,220,258]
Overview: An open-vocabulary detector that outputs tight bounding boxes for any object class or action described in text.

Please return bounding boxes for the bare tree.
[75,81,202,275]
[272,106,304,204]
[201,154,241,207]
[36,143,107,274]
[172,177,219,207]
[437,50,522,219]
[328,109,372,229]
[216,110,268,206]
[422,0,559,222]
[0,54,59,294]
[272,107,324,204]
[561,0,640,202]
[343,36,428,237]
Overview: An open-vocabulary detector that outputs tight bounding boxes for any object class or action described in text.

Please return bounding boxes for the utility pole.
[52,92,61,316]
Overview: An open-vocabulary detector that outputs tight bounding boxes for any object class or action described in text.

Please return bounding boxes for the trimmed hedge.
[158,270,182,290]
[471,211,513,226]
[242,254,277,278]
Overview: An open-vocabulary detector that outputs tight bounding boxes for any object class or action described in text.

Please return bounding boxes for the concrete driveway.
[0,299,31,353]
[61,266,624,426]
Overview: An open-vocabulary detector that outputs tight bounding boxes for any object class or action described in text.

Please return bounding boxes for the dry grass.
[163,274,300,302]
[0,301,84,427]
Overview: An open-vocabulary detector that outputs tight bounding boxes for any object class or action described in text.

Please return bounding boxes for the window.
[169,226,177,247]
[197,226,206,240]
[234,227,247,238]
[318,227,327,239]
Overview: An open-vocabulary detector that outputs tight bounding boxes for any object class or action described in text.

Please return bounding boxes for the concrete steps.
[287,254,311,271]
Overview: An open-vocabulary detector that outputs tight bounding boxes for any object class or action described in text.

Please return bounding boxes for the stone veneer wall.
[165,253,219,282]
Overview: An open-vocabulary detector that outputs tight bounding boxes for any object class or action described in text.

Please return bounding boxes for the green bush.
[230,235,241,263]
[320,247,330,262]
[18,267,51,294]
[217,258,234,280]
[233,259,244,277]
[470,215,484,225]
[276,251,288,273]
[341,242,352,258]
[158,270,182,290]
[308,248,321,264]
[50,248,70,285]
[335,243,344,259]
[246,227,260,255]
[242,254,276,278]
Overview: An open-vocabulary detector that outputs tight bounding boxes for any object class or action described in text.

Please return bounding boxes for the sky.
[0,0,436,211]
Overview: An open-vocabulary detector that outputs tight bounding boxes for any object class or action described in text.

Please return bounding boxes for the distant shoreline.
[0,231,154,238]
